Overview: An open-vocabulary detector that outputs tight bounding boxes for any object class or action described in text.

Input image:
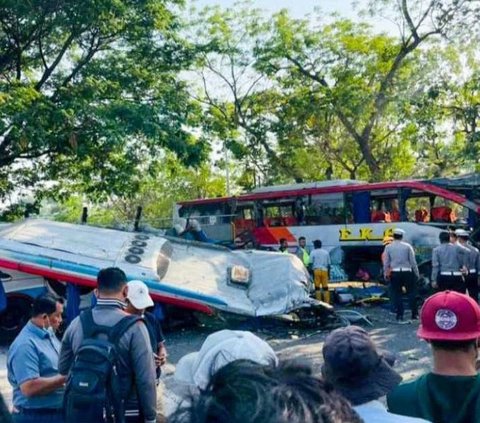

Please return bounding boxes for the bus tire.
[0,295,33,340]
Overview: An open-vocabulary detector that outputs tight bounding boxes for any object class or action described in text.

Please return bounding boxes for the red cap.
[417,291,480,341]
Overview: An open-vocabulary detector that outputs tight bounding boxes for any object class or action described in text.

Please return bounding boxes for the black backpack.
[64,310,142,423]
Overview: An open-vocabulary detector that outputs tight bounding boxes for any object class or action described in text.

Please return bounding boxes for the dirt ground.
[0,305,433,416]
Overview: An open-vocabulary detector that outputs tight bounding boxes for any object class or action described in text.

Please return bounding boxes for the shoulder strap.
[108,315,143,345]
[80,309,112,339]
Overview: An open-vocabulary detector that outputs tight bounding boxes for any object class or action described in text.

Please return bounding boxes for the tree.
[42,155,227,227]
[189,4,310,187]
[255,0,480,180]
[0,0,208,199]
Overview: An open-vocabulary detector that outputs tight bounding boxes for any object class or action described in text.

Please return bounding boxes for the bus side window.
[234,207,255,233]
[405,197,431,222]
[431,198,467,224]
[309,194,346,225]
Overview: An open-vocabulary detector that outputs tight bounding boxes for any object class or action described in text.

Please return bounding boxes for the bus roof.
[178,179,480,213]
[251,179,364,193]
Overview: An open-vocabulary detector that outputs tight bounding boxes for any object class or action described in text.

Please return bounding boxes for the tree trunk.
[356,134,381,181]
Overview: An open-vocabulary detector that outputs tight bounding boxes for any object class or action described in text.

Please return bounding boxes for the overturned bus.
[0,219,316,334]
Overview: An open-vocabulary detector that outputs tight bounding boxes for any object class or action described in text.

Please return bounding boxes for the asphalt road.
[0,306,432,416]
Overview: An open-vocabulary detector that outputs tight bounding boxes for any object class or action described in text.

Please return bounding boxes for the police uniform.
[431,240,467,294]
[456,229,480,302]
[383,229,419,321]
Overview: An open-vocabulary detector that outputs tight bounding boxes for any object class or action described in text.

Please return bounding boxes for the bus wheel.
[0,296,33,340]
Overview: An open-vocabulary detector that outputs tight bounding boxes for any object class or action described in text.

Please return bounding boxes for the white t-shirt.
[309,248,331,270]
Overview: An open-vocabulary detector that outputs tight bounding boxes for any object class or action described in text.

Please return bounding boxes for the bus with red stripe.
[175,174,480,283]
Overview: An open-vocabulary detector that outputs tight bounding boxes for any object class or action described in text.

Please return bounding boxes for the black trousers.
[466,273,479,302]
[390,271,417,320]
[437,274,465,294]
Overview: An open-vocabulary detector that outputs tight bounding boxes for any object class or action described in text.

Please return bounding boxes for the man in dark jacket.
[387,291,480,423]
[59,268,157,423]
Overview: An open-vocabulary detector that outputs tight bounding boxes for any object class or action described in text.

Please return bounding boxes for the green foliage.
[41,155,227,227]
[2,0,480,218]
[0,0,208,200]
[191,0,480,184]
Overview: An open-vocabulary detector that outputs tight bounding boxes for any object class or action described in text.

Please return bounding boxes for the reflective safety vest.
[298,247,310,266]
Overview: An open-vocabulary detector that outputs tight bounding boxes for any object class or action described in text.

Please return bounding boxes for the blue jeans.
[12,410,64,423]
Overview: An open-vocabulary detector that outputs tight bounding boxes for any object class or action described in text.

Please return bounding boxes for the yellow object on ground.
[314,269,330,304]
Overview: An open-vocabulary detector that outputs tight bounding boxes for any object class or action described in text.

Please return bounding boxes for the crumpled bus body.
[0,219,313,317]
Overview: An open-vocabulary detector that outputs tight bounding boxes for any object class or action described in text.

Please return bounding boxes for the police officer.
[383,228,419,323]
[456,229,480,302]
[432,231,468,294]
[295,236,310,267]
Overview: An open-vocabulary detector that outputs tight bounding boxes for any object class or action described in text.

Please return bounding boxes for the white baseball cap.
[393,228,405,236]
[127,280,154,310]
[174,330,278,390]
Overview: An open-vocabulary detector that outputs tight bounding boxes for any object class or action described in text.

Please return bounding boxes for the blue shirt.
[7,321,63,409]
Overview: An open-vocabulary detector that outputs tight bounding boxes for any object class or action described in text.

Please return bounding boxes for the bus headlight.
[229,265,251,287]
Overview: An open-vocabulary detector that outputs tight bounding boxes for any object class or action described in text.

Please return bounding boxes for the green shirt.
[387,373,480,423]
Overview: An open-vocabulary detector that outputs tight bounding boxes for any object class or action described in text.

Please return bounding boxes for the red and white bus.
[175,174,480,282]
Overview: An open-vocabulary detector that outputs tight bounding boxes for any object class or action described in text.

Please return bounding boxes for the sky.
[195,0,355,17]
[192,0,398,34]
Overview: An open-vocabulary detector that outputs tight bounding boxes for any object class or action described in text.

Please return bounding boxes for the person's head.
[190,219,201,232]
[125,280,154,315]
[174,218,188,234]
[31,294,64,331]
[322,325,401,405]
[313,239,322,249]
[298,236,306,248]
[439,231,451,244]
[174,330,278,392]
[392,228,404,240]
[96,267,128,300]
[449,231,458,244]
[455,229,470,244]
[418,291,480,347]
[171,360,362,423]
[279,238,288,249]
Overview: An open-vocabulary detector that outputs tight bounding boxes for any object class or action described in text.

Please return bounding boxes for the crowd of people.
[283,226,480,324]
[2,224,480,423]
[3,270,480,423]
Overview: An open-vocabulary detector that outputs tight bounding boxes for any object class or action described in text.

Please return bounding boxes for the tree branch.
[35,32,76,90]
[401,0,420,42]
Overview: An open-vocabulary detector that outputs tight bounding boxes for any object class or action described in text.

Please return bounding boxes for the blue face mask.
[43,317,55,337]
